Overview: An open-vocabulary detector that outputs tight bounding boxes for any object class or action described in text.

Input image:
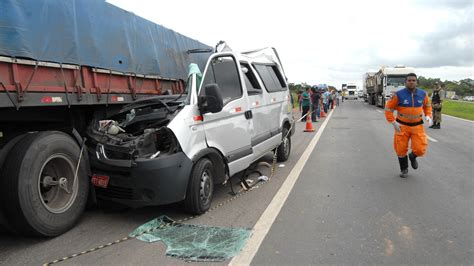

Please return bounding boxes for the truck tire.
[184,158,214,214]
[0,131,88,236]
[277,127,291,162]
[0,134,28,234]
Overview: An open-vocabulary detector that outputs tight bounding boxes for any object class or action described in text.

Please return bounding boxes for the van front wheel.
[277,127,291,162]
[184,158,214,214]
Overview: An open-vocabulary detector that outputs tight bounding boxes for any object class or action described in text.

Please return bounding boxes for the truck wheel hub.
[38,154,78,214]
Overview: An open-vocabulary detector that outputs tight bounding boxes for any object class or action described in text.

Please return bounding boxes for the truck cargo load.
[0,0,211,80]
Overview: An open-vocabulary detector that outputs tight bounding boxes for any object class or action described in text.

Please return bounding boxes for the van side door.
[240,62,270,159]
[253,64,288,146]
[200,54,253,176]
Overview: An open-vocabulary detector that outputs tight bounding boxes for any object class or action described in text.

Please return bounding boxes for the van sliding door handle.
[244,110,253,119]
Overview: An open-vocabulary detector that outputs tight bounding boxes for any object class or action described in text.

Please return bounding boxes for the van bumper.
[90,152,193,208]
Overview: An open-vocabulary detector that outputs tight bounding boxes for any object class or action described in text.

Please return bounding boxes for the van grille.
[103,147,132,160]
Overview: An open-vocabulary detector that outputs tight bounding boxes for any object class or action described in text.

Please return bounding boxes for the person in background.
[336,91,341,106]
[323,89,329,113]
[311,87,320,122]
[301,87,311,120]
[297,90,303,113]
[430,82,442,129]
[330,91,335,109]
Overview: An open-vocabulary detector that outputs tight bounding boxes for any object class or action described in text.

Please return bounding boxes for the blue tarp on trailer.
[0,0,212,80]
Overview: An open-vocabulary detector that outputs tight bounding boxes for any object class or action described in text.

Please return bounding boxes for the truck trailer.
[363,72,376,103]
[0,0,212,236]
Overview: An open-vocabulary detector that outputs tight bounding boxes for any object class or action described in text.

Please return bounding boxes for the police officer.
[430,82,442,129]
[384,73,433,178]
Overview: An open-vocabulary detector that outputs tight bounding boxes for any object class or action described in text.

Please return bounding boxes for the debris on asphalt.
[130,216,252,262]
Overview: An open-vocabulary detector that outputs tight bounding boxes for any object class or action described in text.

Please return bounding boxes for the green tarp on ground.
[130,216,252,262]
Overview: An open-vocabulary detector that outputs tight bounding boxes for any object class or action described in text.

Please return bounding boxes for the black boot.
[435,123,440,129]
[409,152,418,169]
[398,156,409,178]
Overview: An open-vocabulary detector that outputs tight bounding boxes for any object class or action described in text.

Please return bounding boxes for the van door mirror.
[198,83,224,113]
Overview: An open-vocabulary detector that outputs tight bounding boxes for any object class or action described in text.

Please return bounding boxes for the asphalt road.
[252,100,473,265]
[1,100,472,265]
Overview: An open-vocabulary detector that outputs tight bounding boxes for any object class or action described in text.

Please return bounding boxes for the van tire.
[0,131,88,236]
[277,127,291,162]
[184,158,214,214]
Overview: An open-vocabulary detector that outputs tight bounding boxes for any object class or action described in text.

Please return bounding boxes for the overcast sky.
[108,0,472,88]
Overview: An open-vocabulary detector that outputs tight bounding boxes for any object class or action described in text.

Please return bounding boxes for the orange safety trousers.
[394,124,428,157]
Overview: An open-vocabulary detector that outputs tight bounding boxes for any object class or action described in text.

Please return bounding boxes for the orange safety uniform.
[385,88,432,157]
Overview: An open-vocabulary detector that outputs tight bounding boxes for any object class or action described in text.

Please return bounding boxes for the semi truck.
[0,0,212,236]
[366,66,415,108]
[362,72,376,103]
[344,83,358,100]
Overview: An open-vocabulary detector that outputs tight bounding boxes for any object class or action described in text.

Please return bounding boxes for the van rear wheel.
[184,158,214,214]
[277,127,291,162]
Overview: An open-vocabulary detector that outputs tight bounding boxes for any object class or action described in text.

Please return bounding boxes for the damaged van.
[87,42,295,214]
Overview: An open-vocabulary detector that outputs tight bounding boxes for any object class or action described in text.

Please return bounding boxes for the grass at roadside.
[442,100,474,121]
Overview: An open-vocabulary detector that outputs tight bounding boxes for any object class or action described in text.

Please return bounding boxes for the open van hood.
[87,97,184,161]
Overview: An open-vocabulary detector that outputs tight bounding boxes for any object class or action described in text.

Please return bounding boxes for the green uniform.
[431,86,442,128]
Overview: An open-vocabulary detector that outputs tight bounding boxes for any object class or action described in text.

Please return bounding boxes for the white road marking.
[427,135,438,142]
[376,110,383,113]
[230,106,334,265]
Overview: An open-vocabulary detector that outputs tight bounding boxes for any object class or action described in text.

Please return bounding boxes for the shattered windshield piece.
[130,216,252,262]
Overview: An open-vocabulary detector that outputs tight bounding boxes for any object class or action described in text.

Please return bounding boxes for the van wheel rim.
[200,170,212,205]
[38,154,78,214]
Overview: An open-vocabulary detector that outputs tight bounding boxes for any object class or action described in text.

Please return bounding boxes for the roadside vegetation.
[442,100,474,121]
[418,76,473,97]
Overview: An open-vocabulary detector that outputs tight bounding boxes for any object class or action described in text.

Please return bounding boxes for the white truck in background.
[344,83,358,100]
[366,66,415,108]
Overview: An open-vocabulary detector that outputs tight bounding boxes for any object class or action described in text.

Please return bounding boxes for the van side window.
[240,63,262,95]
[201,56,242,105]
[253,64,287,92]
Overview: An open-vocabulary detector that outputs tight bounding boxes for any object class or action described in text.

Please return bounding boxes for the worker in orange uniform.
[384,73,432,178]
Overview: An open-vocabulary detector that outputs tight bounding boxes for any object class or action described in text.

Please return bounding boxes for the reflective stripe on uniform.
[385,108,395,112]
[398,113,423,119]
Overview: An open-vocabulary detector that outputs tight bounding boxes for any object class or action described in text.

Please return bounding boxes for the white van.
[87,43,295,214]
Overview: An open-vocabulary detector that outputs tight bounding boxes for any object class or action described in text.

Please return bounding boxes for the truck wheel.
[0,131,88,236]
[277,127,291,162]
[184,158,214,214]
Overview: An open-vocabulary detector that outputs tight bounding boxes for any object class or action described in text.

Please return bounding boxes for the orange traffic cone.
[304,112,315,132]
[320,106,326,117]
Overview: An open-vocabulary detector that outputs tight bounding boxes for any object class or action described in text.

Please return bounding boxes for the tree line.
[418,76,473,96]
